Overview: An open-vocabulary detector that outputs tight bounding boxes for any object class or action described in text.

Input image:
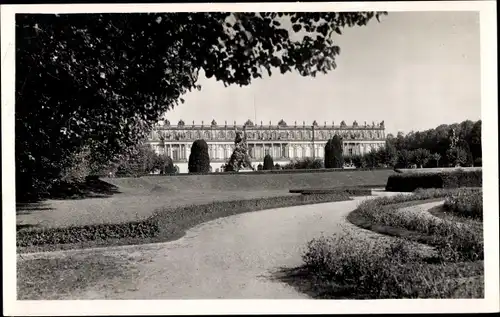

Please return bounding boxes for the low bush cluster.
[289,187,373,196]
[444,188,483,220]
[17,219,161,247]
[281,158,324,170]
[17,192,351,248]
[385,169,482,192]
[349,188,483,262]
[302,234,483,298]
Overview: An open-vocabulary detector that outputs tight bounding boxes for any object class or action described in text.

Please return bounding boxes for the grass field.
[104,169,394,193]
[18,169,394,230]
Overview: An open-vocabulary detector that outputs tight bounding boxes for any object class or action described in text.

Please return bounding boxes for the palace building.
[147,119,386,173]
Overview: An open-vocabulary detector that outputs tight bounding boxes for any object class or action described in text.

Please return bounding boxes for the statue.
[224,129,255,172]
[380,120,385,128]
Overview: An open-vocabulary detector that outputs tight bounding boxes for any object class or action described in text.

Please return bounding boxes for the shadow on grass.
[49,177,122,200]
[17,223,40,231]
[269,266,358,299]
[16,202,54,215]
[17,177,122,203]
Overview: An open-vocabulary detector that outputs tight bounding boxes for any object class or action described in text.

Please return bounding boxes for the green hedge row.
[289,187,373,196]
[103,167,393,178]
[17,192,351,248]
[385,169,482,192]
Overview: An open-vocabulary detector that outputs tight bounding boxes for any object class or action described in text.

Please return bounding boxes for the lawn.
[18,169,393,230]
[17,168,395,252]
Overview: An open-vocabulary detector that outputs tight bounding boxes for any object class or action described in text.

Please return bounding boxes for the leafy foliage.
[446,147,469,167]
[389,120,481,168]
[413,148,431,168]
[114,143,158,177]
[282,157,324,170]
[188,139,210,173]
[16,12,386,200]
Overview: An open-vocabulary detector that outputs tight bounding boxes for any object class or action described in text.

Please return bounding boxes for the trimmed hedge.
[17,192,351,248]
[289,186,374,196]
[385,169,482,192]
[102,167,394,177]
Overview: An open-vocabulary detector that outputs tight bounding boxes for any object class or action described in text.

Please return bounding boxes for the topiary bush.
[325,135,343,168]
[263,154,274,170]
[188,139,210,173]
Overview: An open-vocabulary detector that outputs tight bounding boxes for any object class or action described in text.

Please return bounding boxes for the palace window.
[348,148,353,156]
[172,148,179,161]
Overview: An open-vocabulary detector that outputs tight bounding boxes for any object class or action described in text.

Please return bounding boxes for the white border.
[2,1,498,316]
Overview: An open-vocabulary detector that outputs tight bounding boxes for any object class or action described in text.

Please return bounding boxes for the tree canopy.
[16,12,386,199]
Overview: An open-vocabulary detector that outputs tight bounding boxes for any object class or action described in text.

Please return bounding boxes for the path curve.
[18,191,402,300]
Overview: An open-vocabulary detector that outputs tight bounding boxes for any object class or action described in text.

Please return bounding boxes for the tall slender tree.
[188,140,210,173]
[325,135,344,168]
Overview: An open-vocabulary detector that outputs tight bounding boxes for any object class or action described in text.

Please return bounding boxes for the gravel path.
[17,191,402,300]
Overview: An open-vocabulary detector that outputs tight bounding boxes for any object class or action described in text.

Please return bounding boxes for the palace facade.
[147,119,386,173]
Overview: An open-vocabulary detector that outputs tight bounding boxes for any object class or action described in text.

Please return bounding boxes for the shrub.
[257,163,263,171]
[302,234,480,298]
[263,154,274,170]
[350,154,366,168]
[155,154,175,174]
[274,163,281,170]
[325,135,343,168]
[385,169,482,192]
[282,158,324,170]
[188,139,210,173]
[350,188,484,261]
[290,187,372,196]
[444,188,483,220]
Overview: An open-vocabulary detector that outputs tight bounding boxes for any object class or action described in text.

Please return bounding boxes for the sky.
[163,11,481,135]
